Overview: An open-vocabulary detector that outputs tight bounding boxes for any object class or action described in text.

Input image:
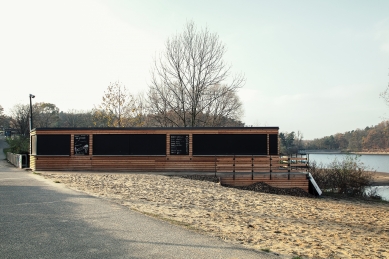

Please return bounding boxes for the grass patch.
[261,248,270,252]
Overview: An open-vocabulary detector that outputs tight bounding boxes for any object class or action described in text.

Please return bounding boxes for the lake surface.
[307,153,389,201]
[308,153,389,173]
[366,186,389,201]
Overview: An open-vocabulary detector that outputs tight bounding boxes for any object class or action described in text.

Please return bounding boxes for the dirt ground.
[39,172,389,259]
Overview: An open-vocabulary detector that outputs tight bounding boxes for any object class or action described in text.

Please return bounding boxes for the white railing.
[6,152,28,168]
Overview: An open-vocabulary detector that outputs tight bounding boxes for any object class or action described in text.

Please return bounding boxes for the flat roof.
[32,126,279,132]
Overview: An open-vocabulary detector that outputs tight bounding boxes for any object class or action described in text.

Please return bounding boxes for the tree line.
[277,119,389,154]
[303,120,389,152]
[0,22,245,137]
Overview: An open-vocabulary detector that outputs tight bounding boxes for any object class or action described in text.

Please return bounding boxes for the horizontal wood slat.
[220,174,309,192]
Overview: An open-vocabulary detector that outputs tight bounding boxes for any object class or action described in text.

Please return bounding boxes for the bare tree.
[93,81,138,127]
[132,92,150,127]
[381,83,389,111]
[0,105,6,130]
[58,109,94,127]
[0,105,12,131]
[148,21,245,127]
[9,104,30,136]
[33,102,60,128]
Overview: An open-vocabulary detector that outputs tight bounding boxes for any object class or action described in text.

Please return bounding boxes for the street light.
[29,94,35,131]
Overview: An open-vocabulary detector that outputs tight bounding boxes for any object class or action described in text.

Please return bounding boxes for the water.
[308,153,389,173]
[366,186,389,201]
[307,153,389,201]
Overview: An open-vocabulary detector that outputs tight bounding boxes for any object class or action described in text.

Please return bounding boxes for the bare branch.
[148,21,245,127]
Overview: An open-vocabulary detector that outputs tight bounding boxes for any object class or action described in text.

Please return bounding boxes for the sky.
[1,0,388,139]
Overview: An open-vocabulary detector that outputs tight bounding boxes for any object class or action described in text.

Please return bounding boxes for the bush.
[309,155,374,197]
[4,136,30,155]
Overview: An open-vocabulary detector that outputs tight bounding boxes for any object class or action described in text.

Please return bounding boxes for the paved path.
[0,160,284,258]
[0,135,8,160]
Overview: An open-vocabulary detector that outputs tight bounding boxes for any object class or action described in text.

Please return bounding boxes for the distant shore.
[304,150,389,155]
[351,152,389,155]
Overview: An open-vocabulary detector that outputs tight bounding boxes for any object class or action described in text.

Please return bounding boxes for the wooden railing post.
[214,154,217,177]
[270,156,272,180]
[251,155,254,180]
[233,154,235,180]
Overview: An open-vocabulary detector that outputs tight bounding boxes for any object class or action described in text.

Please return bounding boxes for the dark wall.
[36,135,71,155]
[269,134,278,155]
[93,134,166,155]
[34,132,278,157]
[193,134,268,155]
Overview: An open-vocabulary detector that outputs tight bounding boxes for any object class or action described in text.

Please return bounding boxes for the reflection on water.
[367,186,389,201]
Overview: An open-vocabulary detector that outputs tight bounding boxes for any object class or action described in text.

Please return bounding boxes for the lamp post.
[29,94,35,131]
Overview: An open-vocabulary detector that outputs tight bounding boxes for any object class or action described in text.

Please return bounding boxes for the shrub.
[309,155,374,197]
[4,136,30,154]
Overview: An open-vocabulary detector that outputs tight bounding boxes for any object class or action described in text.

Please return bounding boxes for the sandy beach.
[371,171,389,186]
[40,172,389,259]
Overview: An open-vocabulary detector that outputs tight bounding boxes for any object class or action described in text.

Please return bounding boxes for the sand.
[371,171,389,186]
[40,172,389,259]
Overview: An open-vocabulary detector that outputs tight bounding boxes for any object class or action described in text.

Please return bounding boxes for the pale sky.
[1,0,388,139]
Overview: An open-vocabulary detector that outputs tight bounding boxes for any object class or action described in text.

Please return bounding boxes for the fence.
[218,154,311,192]
[6,152,28,169]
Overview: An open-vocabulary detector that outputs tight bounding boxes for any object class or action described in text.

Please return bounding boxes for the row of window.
[32,134,278,156]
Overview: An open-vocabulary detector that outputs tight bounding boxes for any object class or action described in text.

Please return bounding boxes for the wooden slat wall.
[215,156,309,173]
[219,173,309,192]
[29,128,314,192]
[30,128,280,172]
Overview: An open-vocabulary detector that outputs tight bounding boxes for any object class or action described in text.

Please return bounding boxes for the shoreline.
[40,172,389,259]
[306,151,389,155]
[351,152,389,155]
[371,171,389,186]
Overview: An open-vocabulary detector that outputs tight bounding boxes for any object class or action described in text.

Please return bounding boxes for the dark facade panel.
[269,134,278,155]
[129,134,166,155]
[36,135,70,155]
[93,134,166,155]
[93,134,130,155]
[193,134,268,155]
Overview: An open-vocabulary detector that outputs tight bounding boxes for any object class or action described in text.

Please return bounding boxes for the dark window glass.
[193,134,267,155]
[93,134,130,155]
[36,135,70,155]
[269,134,278,155]
[93,134,166,155]
[129,134,166,155]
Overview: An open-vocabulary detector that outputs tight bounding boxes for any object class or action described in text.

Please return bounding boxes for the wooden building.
[30,127,313,193]
[30,127,278,171]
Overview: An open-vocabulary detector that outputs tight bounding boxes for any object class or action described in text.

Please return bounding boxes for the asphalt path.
[0,138,284,258]
[0,135,8,160]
